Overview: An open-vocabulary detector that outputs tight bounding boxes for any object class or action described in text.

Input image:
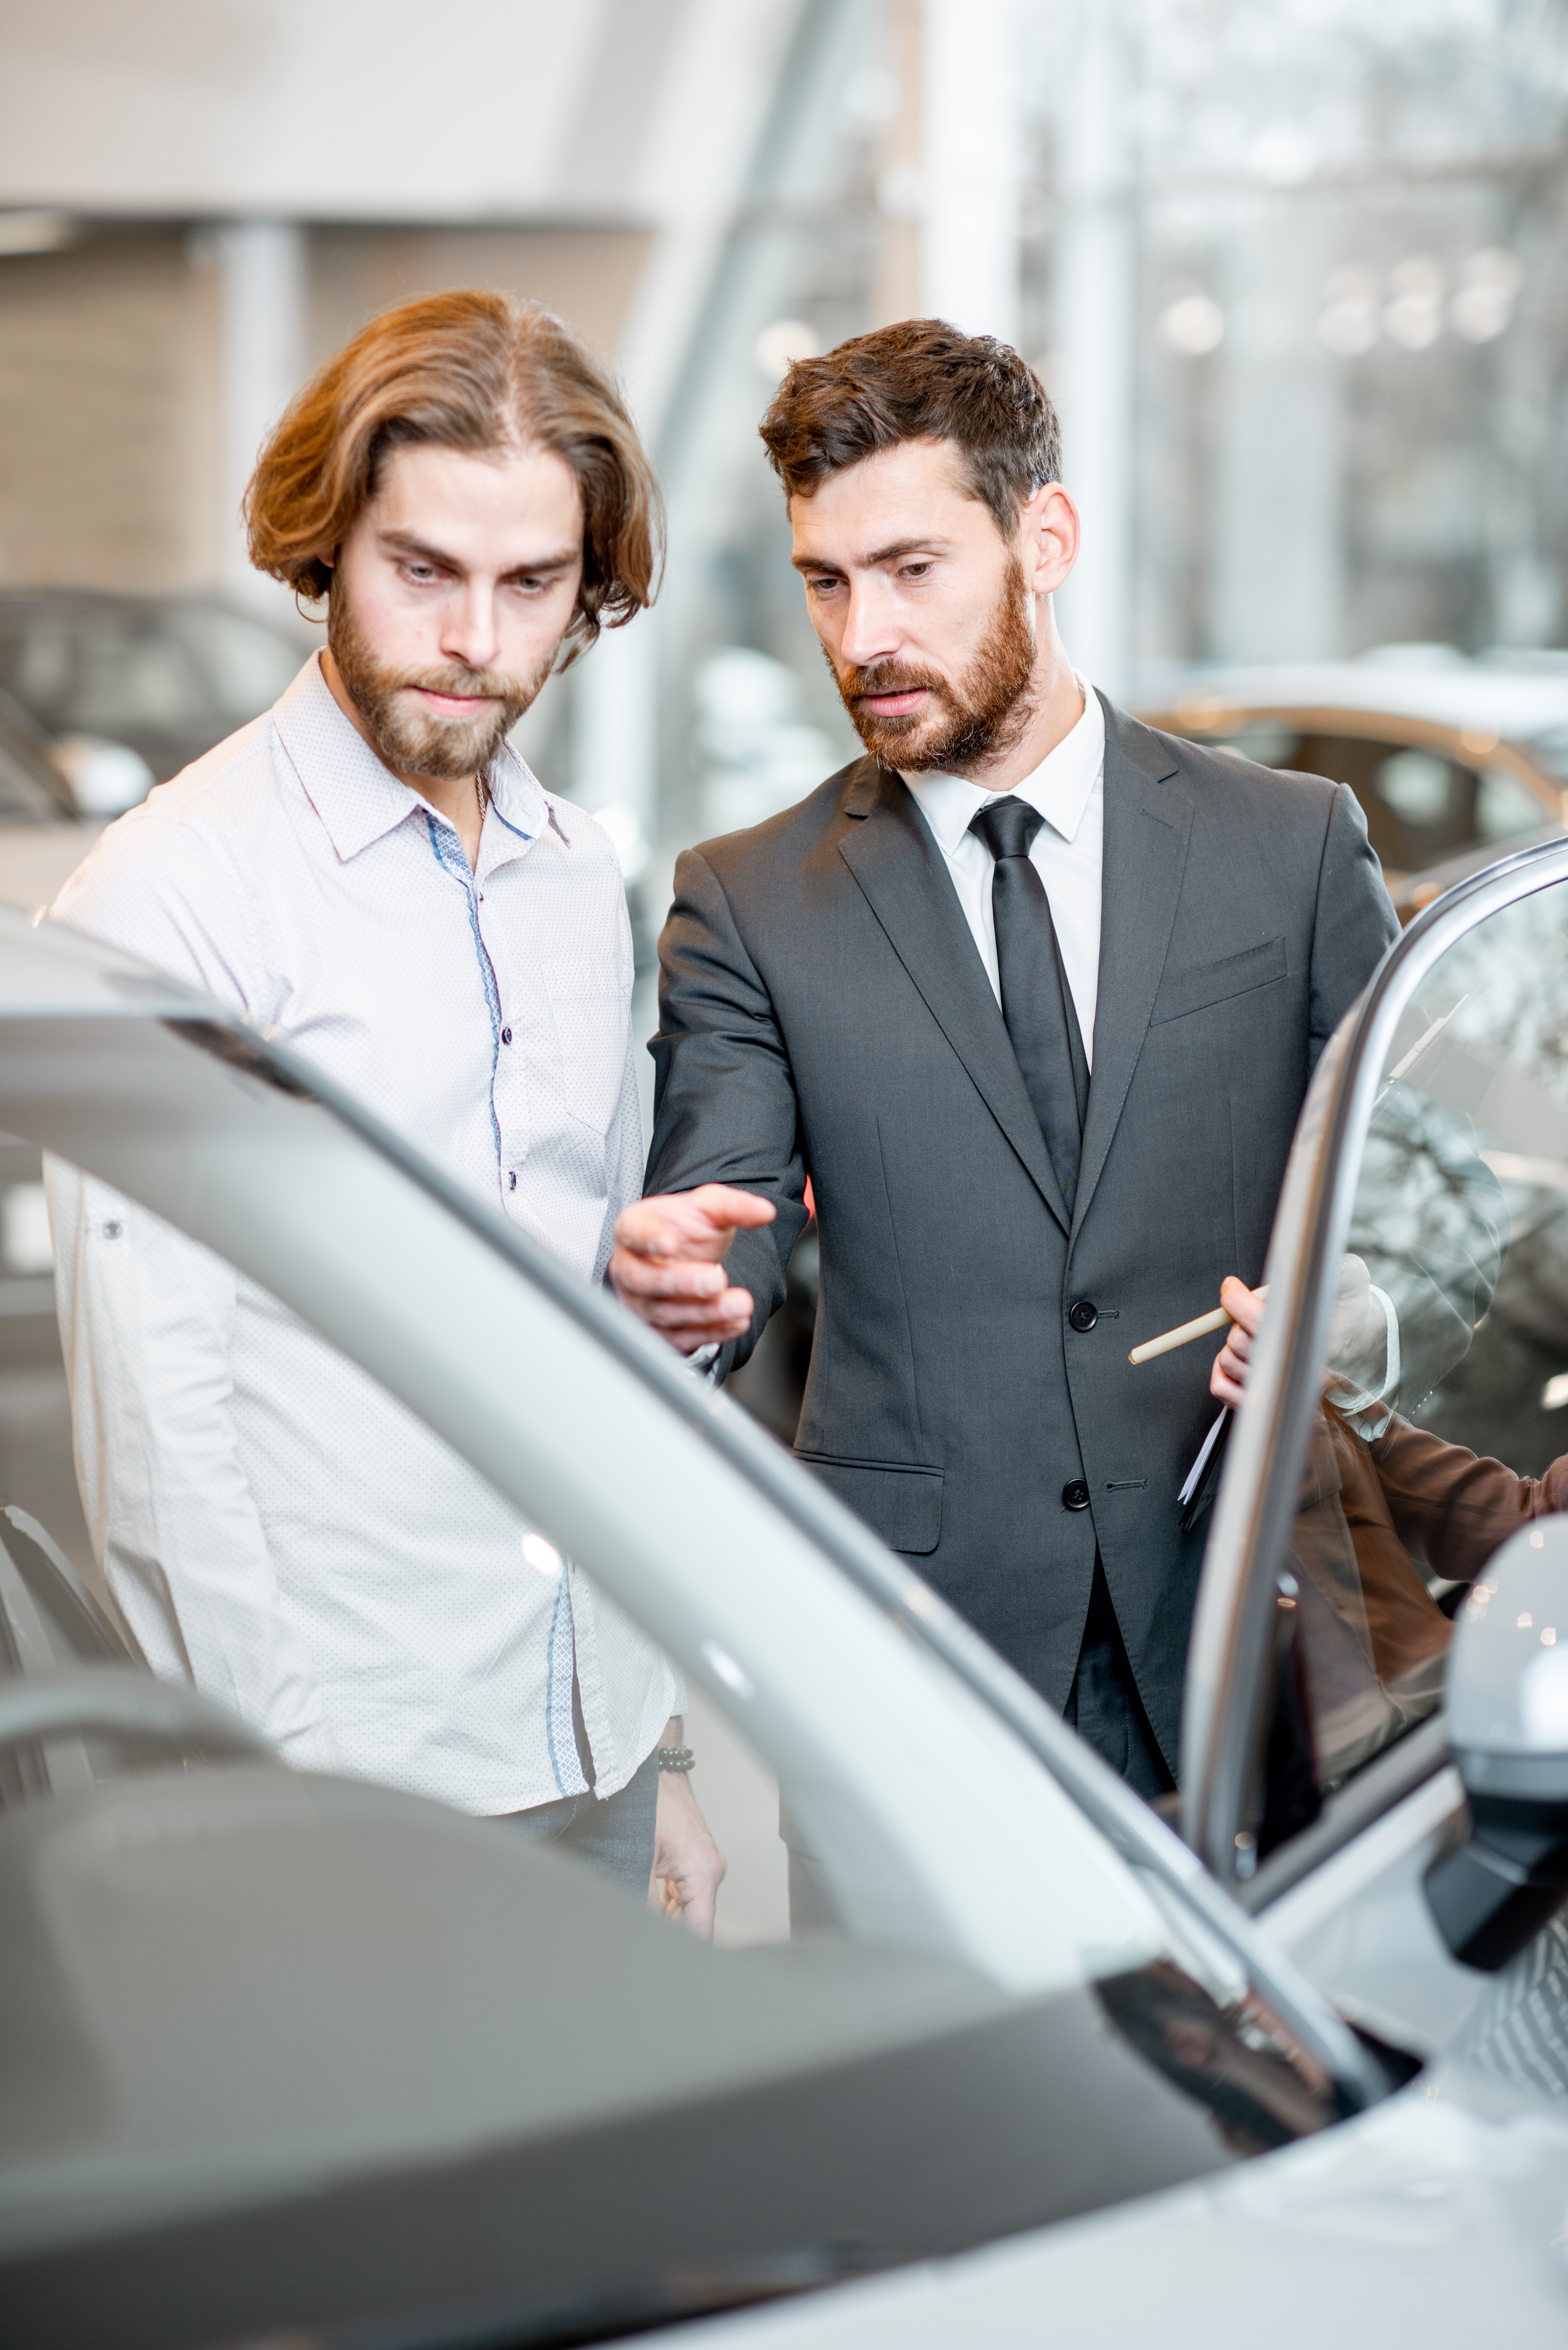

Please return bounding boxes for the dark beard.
[327,591,552,782]
[830,556,1038,774]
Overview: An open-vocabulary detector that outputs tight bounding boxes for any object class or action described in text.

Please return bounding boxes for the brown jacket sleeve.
[1366,1413,1568,1585]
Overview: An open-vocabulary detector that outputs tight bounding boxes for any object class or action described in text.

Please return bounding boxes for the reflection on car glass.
[1096,1960,1343,2157]
[1258,885,1568,1853]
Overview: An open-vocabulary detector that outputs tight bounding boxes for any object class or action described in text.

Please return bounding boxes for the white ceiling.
[0,0,795,228]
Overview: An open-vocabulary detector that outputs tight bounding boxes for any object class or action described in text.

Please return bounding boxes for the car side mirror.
[1425,1516,1568,1972]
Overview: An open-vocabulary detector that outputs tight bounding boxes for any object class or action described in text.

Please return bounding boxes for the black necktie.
[970,796,1090,1211]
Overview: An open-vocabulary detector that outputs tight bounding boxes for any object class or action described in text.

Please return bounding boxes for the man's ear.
[1022,481,1079,597]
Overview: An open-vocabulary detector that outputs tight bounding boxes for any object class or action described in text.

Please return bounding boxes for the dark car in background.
[0,587,308,804]
[1135,649,1568,920]
[0,588,309,913]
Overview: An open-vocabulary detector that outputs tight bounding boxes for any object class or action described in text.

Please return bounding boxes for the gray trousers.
[503,1750,660,1896]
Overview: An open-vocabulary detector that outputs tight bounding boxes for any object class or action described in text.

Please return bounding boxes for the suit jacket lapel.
[1073,698,1193,1234]
[838,762,1072,1234]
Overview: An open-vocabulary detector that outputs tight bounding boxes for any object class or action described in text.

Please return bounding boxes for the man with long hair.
[612,320,1398,1808]
[47,292,723,1923]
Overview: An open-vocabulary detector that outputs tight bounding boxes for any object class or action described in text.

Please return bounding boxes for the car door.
[0,907,1406,2350]
[1181,833,1568,2072]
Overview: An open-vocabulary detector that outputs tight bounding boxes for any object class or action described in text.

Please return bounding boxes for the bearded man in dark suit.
[612,321,1398,1797]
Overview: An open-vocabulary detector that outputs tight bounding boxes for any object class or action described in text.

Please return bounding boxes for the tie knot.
[970,796,1045,863]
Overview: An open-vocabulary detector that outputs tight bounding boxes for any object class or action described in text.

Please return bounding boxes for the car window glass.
[58,612,204,733]
[1249,878,1568,1861]
[1206,725,1549,879]
[170,605,305,724]
[0,610,76,723]
[1476,764,1548,844]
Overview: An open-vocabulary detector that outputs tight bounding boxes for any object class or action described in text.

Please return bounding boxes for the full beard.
[327,592,553,783]
[830,555,1039,775]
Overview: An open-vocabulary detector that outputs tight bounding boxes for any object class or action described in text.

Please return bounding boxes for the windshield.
[1242,865,1568,1856]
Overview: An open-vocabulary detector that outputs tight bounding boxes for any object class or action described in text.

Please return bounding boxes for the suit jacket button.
[1062,1480,1091,1511]
[1068,1300,1098,1332]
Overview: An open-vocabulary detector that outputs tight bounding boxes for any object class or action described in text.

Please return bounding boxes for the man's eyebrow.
[791,536,953,574]
[377,528,579,575]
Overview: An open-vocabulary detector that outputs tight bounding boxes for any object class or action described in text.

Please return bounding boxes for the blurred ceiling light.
[841,64,901,132]
[755,318,819,382]
[1318,266,1380,357]
[1159,292,1224,356]
[0,210,77,258]
[1385,255,1444,350]
[1451,247,1522,344]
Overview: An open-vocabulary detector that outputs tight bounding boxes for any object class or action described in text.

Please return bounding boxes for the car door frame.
[1182,831,1568,1897]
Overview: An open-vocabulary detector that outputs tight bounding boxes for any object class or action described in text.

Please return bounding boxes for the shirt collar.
[901,676,1104,855]
[270,651,549,865]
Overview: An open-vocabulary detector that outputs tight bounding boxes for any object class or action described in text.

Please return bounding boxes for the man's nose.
[441,584,501,674]
[838,579,900,671]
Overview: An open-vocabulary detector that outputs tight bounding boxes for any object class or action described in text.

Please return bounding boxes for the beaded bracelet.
[657,1744,696,1774]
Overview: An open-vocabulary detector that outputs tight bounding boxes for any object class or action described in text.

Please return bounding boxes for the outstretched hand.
[610,1183,777,1356]
[1210,1276,1267,1406]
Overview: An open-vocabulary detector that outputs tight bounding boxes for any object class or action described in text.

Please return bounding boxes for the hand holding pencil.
[1127,1276,1268,1409]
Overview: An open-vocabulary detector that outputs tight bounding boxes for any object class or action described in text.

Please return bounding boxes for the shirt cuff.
[1330,1282,1401,1438]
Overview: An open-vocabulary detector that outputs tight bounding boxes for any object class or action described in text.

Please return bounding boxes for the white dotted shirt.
[46,652,679,1814]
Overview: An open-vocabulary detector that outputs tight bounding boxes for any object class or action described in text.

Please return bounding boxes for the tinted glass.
[1255,876,1568,1847]
[0,600,301,755]
[169,604,304,723]
[1210,725,1548,879]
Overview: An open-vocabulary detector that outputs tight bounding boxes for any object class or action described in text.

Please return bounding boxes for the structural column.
[918,0,1021,343]
[1052,0,1137,699]
[216,219,307,607]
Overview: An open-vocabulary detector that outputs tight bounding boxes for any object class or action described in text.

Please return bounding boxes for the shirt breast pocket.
[540,957,629,1136]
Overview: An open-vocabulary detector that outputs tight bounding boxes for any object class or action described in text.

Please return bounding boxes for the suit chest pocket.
[1149,933,1288,1027]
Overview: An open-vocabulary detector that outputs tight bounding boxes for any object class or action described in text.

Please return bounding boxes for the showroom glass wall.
[629,0,1568,888]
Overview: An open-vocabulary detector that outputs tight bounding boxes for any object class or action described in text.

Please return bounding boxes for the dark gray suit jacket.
[646,697,1399,1769]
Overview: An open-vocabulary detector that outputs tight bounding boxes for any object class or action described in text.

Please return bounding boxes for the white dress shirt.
[46,652,680,1815]
[902,678,1105,1064]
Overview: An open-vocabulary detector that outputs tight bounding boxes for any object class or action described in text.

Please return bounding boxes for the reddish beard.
[327,588,553,783]
[830,555,1038,774]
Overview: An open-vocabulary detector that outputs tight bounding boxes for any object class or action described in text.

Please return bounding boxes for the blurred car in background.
[1135,646,1568,920]
[0,589,309,912]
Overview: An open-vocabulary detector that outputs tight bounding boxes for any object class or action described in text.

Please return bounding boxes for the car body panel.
[5,878,1568,2339]
[629,2063,1568,2349]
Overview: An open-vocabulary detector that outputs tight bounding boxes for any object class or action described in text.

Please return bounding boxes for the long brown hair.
[245,290,662,662]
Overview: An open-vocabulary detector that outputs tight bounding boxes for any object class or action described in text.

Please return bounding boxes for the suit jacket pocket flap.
[1150,933,1287,1027]
[794,1452,944,1556]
